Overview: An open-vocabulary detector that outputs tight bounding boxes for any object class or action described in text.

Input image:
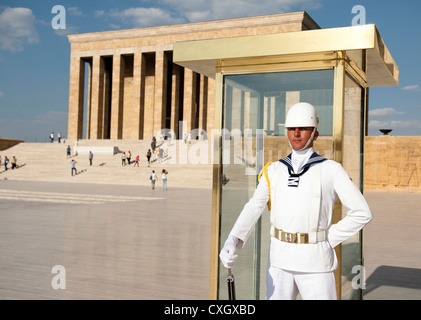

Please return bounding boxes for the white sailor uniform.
[229,147,372,299]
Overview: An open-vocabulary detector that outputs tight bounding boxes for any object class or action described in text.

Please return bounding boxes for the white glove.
[219,234,243,269]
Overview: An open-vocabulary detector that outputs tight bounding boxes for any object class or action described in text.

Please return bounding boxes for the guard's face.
[287,127,319,150]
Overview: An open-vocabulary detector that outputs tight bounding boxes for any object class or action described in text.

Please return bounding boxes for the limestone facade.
[67,12,320,140]
[364,136,421,192]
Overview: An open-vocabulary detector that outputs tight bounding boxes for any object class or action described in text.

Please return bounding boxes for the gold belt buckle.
[279,230,309,244]
[282,231,297,243]
[299,233,309,244]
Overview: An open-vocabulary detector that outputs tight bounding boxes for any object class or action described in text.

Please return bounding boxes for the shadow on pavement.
[364,265,421,296]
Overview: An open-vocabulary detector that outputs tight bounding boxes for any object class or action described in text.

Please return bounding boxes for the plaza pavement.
[0,179,419,300]
[0,141,420,300]
[0,179,212,300]
[362,191,421,300]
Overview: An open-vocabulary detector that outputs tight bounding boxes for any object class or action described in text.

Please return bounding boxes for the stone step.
[0,141,214,189]
[0,139,260,189]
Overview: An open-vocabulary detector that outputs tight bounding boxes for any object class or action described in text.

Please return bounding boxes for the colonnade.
[68,50,214,140]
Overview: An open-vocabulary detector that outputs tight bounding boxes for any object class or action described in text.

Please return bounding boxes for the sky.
[0,0,420,142]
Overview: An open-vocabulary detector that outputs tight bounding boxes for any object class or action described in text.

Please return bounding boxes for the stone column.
[232,87,242,131]
[67,56,85,140]
[198,75,208,133]
[143,55,155,140]
[224,85,233,131]
[90,56,105,139]
[243,92,251,130]
[206,78,215,133]
[170,64,181,137]
[85,59,92,139]
[183,69,197,135]
[154,51,167,135]
[285,91,300,115]
[110,54,124,139]
[133,52,145,139]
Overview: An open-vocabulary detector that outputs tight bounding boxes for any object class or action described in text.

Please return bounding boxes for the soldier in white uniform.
[219,102,372,300]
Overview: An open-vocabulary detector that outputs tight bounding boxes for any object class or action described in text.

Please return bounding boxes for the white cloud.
[401,85,419,91]
[68,7,83,16]
[53,25,79,37]
[163,0,321,20]
[0,7,38,51]
[369,107,404,117]
[186,10,212,22]
[105,0,322,28]
[109,7,185,28]
[109,24,121,30]
[206,0,320,20]
[94,10,105,18]
[369,119,421,129]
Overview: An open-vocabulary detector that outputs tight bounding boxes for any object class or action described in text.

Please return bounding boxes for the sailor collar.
[279,152,327,187]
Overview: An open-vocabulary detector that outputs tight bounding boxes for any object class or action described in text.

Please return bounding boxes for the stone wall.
[364,136,421,193]
[0,138,23,151]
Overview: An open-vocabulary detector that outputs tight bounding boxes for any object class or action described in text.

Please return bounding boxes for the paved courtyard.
[0,179,419,300]
[0,180,212,299]
[363,191,421,300]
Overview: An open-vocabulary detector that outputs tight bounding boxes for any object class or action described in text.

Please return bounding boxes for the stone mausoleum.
[67,12,320,141]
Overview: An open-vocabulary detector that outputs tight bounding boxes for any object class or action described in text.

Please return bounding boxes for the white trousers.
[266,266,337,300]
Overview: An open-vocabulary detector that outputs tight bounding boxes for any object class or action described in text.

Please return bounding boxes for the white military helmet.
[285,102,319,128]
[285,102,319,150]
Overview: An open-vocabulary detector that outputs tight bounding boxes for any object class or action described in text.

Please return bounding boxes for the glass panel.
[218,69,334,300]
[341,73,366,299]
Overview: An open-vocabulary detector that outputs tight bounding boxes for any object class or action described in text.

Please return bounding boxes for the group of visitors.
[0,155,18,171]
[183,130,207,144]
[150,136,168,164]
[66,143,171,190]
[50,132,65,143]
[149,169,169,190]
[120,149,154,167]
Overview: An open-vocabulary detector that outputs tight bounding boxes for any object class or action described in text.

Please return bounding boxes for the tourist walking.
[151,137,156,154]
[121,152,126,166]
[3,156,8,171]
[11,156,17,169]
[146,149,152,166]
[150,170,157,189]
[66,145,71,158]
[89,151,93,166]
[134,155,140,167]
[71,159,77,176]
[161,169,168,191]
